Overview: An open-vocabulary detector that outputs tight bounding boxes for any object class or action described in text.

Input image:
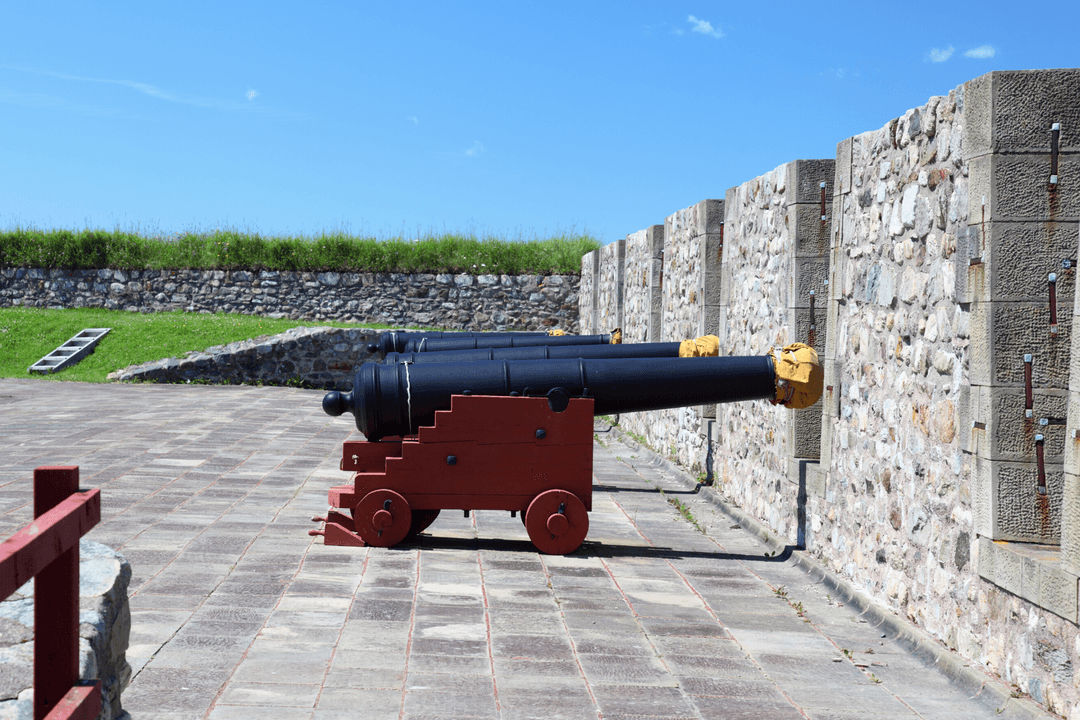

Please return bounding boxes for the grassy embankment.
[0,307,378,383]
[0,228,599,274]
[0,228,600,383]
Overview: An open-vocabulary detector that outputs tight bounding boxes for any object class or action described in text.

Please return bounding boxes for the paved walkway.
[0,380,1051,720]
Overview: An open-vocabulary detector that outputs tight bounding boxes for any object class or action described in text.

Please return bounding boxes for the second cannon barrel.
[383,341,684,365]
[368,330,552,356]
[402,332,616,353]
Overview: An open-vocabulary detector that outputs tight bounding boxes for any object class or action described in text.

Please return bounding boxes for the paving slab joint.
[599,425,1056,720]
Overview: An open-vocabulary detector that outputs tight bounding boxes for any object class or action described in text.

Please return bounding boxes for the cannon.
[400,331,618,353]
[311,344,822,554]
[368,330,554,357]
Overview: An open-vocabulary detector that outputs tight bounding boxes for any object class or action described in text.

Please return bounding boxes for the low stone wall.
[0,268,580,332]
[108,326,379,389]
[0,540,132,720]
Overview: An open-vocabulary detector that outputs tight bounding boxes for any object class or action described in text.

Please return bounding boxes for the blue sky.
[2,2,1076,245]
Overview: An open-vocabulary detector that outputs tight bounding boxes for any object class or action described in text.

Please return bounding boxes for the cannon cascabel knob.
[322,390,351,417]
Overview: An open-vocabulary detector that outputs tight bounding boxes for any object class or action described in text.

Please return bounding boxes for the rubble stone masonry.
[582,69,1080,718]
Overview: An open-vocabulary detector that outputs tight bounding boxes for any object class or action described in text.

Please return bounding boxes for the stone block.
[702,229,723,272]
[977,538,1022,595]
[804,462,826,499]
[958,384,977,456]
[1067,394,1080,472]
[968,153,1080,224]
[597,240,625,334]
[974,457,1063,543]
[791,307,827,355]
[820,357,842,421]
[1040,557,1080,622]
[835,137,853,196]
[789,205,832,258]
[718,261,734,309]
[787,400,823,460]
[964,69,1080,158]
[956,221,1078,303]
[968,301,1072,388]
[649,259,663,343]
[1061,472,1080,575]
[693,199,724,237]
[1021,553,1042,599]
[977,537,997,585]
[646,225,664,259]
[964,385,1068,463]
[791,258,830,309]
[786,159,836,206]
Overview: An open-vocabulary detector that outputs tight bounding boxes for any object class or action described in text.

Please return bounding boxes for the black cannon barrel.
[323,355,776,440]
[403,333,614,353]
[384,342,684,365]
[368,330,550,356]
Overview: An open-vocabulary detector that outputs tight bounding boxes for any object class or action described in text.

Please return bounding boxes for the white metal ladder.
[28,328,111,374]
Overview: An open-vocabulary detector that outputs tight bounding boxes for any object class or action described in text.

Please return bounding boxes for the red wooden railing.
[0,466,101,720]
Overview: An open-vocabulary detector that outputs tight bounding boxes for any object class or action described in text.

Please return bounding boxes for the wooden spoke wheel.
[524,489,589,555]
[354,489,412,547]
[406,509,441,539]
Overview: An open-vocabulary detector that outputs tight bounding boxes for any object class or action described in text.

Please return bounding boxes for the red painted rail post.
[33,466,80,720]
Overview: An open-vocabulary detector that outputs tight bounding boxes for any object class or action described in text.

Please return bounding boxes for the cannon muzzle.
[367,330,552,356]
[323,344,822,440]
[402,332,616,353]
[383,341,684,365]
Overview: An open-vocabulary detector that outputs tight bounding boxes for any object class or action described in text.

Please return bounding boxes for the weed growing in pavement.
[652,484,706,534]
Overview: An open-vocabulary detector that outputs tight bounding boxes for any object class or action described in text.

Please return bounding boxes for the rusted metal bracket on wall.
[1049,273,1059,335]
[1050,123,1061,187]
[1024,354,1034,418]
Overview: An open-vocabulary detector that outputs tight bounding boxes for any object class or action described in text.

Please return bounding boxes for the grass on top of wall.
[0,227,601,275]
[0,306,397,384]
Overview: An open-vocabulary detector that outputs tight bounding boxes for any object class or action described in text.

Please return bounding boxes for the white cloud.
[0,87,120,116]
[965,45,996,59]
[465,140,484,157]
[5,66,301,117]
[928,46,954,63]
[408,116,419,125]
[687,15,723,39]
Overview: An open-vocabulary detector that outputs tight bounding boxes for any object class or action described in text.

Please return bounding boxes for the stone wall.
[608,201,724,474]
[621,225,664,345]
[107,326,380,389]
[0,540,132,720]
[714,160,834,546]
[596,240,625,335]
[820,81,974,653]
[581,69,1080,718]
[0,268,580,333]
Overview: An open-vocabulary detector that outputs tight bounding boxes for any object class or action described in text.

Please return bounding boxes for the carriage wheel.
[524,489,589,555]
[406,509,441,539]
[354,489,412,547]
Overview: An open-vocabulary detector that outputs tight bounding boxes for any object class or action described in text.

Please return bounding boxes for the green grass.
[0,306,393,383]
[0,227,601,275]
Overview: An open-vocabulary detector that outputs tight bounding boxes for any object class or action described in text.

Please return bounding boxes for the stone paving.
[0,379,1052,720]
